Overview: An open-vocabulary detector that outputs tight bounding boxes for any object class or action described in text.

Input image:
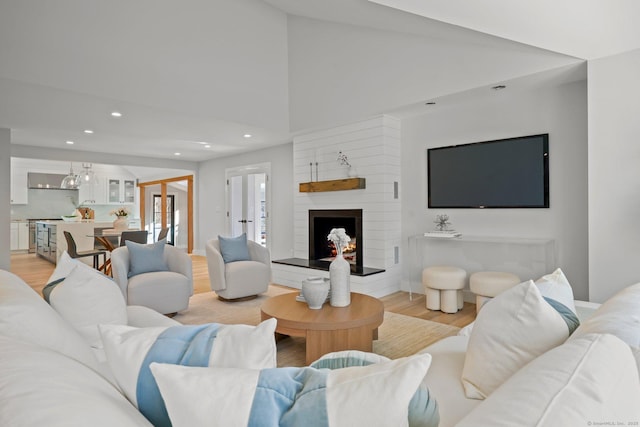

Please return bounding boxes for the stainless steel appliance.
[27,218,59,253]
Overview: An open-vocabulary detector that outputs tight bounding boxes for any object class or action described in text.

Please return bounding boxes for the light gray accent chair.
[110,245,193,315]
[206,238,271,300]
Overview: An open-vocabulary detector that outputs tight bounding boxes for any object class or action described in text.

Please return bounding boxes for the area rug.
[174,287,460,367]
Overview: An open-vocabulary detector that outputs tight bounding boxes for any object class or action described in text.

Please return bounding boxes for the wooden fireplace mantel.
[299,177,366,193]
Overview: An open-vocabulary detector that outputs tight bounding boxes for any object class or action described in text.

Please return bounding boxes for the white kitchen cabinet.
[10,223,18,250]
[18,222,29,250]
[106,177,136,204]
[78,178,106,205]
[10,164,28,204]
[10,222,29,251]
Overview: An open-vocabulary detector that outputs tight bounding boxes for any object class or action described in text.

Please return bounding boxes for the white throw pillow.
[457,333,640,427]
[48,265,128,348]
[0,270,100,372]
[99,319,277,408]
[150,353,433,427]
[47,251,95,283]
[461,280,570,399]
[570,282,640,375]
[534,268,577,314]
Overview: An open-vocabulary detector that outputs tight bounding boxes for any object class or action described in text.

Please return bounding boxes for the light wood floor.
[9,252,476,328]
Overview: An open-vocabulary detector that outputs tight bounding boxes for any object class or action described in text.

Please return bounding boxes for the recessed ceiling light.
[66,140,74,145]
[111,111,122,117]
[243,134,252,138]
[492,85,507,91]
[204,144,211,149]
[174,152,181,156]
[425,102,436,106]
[83,129,94,134]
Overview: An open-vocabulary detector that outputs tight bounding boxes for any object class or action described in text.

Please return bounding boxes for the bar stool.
[470,271,521,313]
[63,231,107,271]
[422,266,467,313]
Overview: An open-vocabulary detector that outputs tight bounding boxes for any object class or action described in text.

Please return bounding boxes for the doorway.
[153,194,174,244]
[225,163,270,248]
[137,175,194,253]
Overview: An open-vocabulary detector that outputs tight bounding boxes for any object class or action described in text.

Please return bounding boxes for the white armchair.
[206,238,271,300]
[110,245,193,315]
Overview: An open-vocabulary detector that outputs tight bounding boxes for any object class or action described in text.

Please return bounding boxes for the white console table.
[408,234,556,299]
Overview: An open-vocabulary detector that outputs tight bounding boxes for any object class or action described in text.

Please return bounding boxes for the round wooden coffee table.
[261,292,384,364]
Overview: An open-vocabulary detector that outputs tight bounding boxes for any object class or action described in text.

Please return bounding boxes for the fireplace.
[309,209,363,267]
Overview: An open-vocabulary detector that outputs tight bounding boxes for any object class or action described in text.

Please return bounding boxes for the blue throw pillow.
[126,239,169,277]
[218,233,250,263]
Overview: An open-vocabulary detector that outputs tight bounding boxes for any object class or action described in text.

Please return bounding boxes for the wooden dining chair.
[119,230,149,246]
[63,231,107,271]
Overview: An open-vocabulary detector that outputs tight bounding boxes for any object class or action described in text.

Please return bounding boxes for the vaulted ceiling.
[1,0,637,162]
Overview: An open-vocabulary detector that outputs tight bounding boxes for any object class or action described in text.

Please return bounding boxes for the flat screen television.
[428,134,549,208]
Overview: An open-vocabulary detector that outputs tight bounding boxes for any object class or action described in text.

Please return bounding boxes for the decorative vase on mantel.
[113,216,128,231]
[329,247,351,307]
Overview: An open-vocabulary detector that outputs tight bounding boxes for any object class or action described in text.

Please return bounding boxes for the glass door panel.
[107,178,120,203]
[226,164,269,247]
[153,194,174,244]
[123,180,135,203]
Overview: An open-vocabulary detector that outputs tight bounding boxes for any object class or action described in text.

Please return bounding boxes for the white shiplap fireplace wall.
[272,115,402,297]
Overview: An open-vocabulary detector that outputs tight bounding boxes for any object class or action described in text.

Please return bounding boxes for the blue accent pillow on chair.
[126,239,169,277]
[218,233,251,263]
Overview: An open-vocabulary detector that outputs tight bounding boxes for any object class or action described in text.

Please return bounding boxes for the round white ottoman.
[470,271,521,313]
[422,266,467,313]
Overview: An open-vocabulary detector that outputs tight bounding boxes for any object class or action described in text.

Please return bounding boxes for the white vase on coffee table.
[301,277,330,309]
[329,248,351,307]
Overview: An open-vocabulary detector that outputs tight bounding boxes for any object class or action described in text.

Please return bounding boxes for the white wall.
[400,81,589,299]
[0,129,10,270]
[288,116,402,296]
[197,143,293,260]
[588,48,640,303]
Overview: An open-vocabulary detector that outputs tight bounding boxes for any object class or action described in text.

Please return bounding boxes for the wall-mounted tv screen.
[428,134,549,208]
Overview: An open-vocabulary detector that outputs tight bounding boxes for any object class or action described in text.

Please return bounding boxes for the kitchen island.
[36,220,116,265]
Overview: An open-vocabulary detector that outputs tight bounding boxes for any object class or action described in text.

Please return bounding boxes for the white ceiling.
[1,0,638,164]
[368,0,640,60]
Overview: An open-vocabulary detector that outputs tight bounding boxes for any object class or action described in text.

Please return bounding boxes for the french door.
[153,194,174,244]
[225,163,270,247]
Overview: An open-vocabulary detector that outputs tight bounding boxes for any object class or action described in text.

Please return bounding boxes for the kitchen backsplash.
[10,189,125,221]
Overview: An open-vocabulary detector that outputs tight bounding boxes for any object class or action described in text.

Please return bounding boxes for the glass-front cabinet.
[107,177,136,204]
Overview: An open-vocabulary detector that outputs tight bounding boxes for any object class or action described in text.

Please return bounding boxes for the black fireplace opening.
[309,209,363,267]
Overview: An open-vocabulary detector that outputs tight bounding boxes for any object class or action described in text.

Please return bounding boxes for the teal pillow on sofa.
[218,233,250,263]
[126,239,169,278]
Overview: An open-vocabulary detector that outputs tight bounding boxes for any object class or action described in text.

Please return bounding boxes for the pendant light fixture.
[77,163,98,187]
[60,163,79,189]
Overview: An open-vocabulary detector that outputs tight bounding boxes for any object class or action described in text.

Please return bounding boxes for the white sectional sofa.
[0,269,179,426]
[419,281,640,426]
[1,265,639,426]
